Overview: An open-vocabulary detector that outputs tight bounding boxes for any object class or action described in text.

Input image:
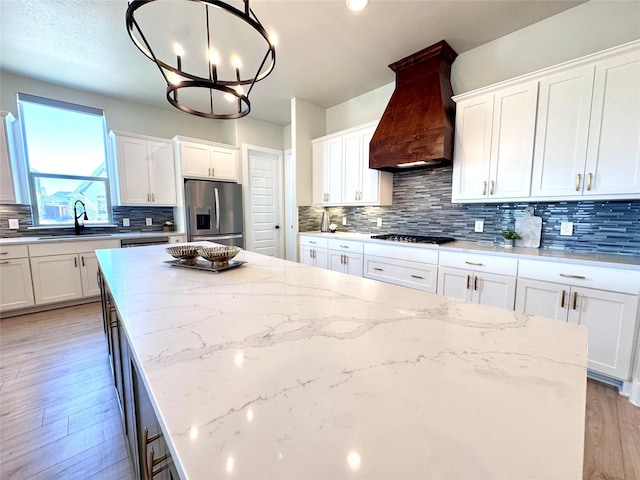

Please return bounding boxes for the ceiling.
[0,0,586,126]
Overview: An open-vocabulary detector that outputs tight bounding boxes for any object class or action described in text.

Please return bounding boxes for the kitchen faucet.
[74,200,88,235]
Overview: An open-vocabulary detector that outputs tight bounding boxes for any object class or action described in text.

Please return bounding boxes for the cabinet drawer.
[327,238,364,254]
[29,239,120,257]
[0,244,29,259]
[439,251,518,276]
[364,255,437,292]
[299,235,328,249]
[518,259,640,295]
[363,243,438,264]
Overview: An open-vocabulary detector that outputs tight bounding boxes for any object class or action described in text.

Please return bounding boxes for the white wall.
[326,83,394,134]
[0,70,234,144]
[235,117,284,151]
[291,98,325,207]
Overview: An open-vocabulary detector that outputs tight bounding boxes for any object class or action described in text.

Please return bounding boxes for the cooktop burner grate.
[370,234,456,244]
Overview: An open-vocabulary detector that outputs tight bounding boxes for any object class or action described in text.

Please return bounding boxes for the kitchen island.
[97,244,588,480]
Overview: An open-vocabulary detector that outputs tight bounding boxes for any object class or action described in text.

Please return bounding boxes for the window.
[18,94,112,226]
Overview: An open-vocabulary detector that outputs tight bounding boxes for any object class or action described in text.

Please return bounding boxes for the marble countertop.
[0,231,186,245]
[97,244,588,480]
[300,231,640,269]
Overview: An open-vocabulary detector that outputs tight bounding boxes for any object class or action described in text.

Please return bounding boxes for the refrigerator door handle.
[214,187,220,230]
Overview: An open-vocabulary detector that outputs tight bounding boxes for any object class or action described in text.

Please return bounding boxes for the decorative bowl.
[166,245,201,265]
[196,246,241,267]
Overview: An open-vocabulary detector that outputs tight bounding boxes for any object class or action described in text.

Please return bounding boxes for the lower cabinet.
[437,251,518,310]
[328,238,363,277]
[0,245,34,311]
[515,261,640,381]
[99,271,179,480]
[363,243,439,292]
[299,235,328,269]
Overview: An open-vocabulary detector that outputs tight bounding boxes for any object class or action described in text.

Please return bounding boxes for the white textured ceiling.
[0,0,585,126]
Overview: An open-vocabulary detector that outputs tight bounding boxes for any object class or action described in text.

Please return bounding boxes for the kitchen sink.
[37,234,113,240]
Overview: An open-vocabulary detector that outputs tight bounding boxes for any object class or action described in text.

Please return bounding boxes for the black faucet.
[74,200,88,235]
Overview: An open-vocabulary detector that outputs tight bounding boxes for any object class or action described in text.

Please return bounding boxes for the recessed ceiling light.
[346,0,368,12]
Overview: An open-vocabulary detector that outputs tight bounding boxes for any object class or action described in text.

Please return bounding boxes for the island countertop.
[97,244,588,480]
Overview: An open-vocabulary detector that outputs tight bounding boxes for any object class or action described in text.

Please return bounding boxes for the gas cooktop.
[370,234,456,245]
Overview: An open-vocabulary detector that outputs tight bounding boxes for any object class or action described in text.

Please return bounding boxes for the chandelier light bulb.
[269,31,279,47]
[168,72,182,85]
[173,43,185,57]
[224,92,236,102]
[346,0,368,11]
[235,85,245,96]
[231,56,242,69]
[209,50,220,65]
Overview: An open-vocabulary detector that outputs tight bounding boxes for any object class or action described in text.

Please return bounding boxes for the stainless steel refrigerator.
[185,179,244,247]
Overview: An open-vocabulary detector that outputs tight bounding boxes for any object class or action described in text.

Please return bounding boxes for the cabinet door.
[0,113,16,203]
[325,137,342,204]
[568,286,638,380]
[342,132,361,203]
[472,272,516,310]
[314,248,329,269]
[585,50,640,196]
[148,141,177,205]
[437,266,472,302]
[180,142,212,178]
[117,136,152,205]
[515,278,567,320]
[30,254,83,304]
[452,94,493,201]
[80,252,101,297]
[312,141,327,205]
[329,250,347,274]
[210,147,238,181]
[0,258,35,311]
[299,246,316,266]
[489,82,537,199]
[358,126,380,204]
[530,65,595,198]
[329,251,363,277]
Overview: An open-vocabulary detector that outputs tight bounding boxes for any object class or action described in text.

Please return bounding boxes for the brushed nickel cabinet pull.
[151,192,155,202]
[560,273,586,280]
[490,180,495,195]
[474,276,479,291]
[466,274,471,290]
[587,172,593,191]
[410,274,424,280]
[464,261,483,266]
[373,267,384,271]
[81,256,85,267]
[572,291,578,310]
[339,245,349,249]
[309,240,317,244]
[0,252,8,255]
[149,446,169,479]
[147,192,150,202]
[0,261,9,265]
[575,173,581,191]
[74,257,78,268]
[560,290,566,308]
[482,181,487,196]
[211,167,215,177]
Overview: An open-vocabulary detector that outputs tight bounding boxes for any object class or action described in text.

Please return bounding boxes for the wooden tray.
[164,259,246,273]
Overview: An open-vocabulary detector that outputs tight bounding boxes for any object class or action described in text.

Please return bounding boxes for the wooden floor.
[1,303,639,480]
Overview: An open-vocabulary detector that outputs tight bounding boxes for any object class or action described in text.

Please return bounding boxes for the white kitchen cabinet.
[363,242,439,292]
[174,137,239,182]
[328,238,363,277]
[0,245,34,311]
[299,235,328,269]
[452,82,537,202]
[0,111,16,204]
[437,251,517,310]
[312,122,392,206]
[111,132,177,206]
[29,239,120,305]
[516,259,640,380]
[168,234,187,243]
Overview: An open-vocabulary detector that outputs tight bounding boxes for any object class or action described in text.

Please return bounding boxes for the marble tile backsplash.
[0,204,174,238]
[299,167,640,256]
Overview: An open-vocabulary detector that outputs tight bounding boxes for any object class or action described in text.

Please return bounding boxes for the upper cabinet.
[312,121,392,206]
[452,82,538,202]
[111,132,178,206]
[0,111,17,204]
[173,136,239,182]
[453,40,640,203]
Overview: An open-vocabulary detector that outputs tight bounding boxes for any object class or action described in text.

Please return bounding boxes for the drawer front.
[518,259,640,295]
[299,235,328,249]
[0,244,29,259]
[327,238,364,254]
[363,243,438,264]
[29,239,120,257]
[364,255,437,292]
[439,251,518,276]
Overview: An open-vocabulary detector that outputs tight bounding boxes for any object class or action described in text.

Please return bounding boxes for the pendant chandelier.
[126,0,276,119]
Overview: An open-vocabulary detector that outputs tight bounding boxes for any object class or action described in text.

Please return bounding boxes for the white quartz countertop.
[0,231,185,245]
[97,244,588,480]
[300,231,640,269]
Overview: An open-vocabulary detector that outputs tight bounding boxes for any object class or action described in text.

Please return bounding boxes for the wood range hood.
[370,40,458,172]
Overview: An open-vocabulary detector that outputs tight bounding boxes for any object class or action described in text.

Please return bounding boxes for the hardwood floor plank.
[90,456,133,480]
[616,395,640,480]
[583,380,625,480]
[41,385,117,425]
[67,395,120,435]
[0,417,68,463]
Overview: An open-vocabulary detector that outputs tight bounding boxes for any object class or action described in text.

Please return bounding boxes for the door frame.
[241,144,285,257]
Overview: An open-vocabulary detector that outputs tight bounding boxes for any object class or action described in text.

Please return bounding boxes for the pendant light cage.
[126,0,276,119]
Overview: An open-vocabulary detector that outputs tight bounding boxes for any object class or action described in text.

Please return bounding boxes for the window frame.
[17,93,114,227]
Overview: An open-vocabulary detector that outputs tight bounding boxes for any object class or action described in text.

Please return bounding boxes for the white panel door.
[117,136,151,205]
[515,278,566,320]
[568,286,638,380]
[0,258,34,311]
[530,65,595,197]
[585,50,640,195]
[30,254,83,305]
[451,94,493,201]
[247,149,281,257]
[148,141,177,205]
